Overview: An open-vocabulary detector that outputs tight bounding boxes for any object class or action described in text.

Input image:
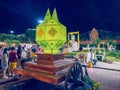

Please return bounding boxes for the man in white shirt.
[21,47,27,68]
[86,48,97,65]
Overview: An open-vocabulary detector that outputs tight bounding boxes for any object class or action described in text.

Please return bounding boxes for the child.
[8,47,17,76]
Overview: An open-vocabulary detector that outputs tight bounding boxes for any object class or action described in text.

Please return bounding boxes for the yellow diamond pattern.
[48,27,57,37]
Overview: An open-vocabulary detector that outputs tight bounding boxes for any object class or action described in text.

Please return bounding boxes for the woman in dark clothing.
[0,46,3,69]
[17,45,21,67]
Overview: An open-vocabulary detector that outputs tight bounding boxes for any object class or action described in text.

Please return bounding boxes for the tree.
[25,29,36,43]
[1,34,9,42]
[12,40,20,46]
[4,39,10,46]
[109,40,116,47]
[17,34,28,43]
[95,38,101,49]
[116,36,120,43]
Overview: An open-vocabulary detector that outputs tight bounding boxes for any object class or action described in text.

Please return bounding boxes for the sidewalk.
[93,61,120,71]
[88,61,120,90]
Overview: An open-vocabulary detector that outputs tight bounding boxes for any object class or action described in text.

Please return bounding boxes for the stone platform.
[14,54,75,85]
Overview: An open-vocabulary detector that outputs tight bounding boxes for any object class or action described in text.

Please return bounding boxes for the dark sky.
[0,0,120,34]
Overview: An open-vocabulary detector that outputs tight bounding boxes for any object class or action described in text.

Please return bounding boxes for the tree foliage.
[0,31,36,44]
[25,30,36,43]
[12,40,20,46]
[4,39,10,46]
[109,40,116,47]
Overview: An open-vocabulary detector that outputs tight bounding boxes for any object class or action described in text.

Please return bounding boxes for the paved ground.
[88,61,120,90]
[0,61,120,90]
[93,61,120,71]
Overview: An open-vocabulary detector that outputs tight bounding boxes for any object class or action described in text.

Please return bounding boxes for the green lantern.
[36,8,66,54]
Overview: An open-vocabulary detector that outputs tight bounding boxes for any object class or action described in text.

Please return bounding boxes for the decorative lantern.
[36,8,66,54]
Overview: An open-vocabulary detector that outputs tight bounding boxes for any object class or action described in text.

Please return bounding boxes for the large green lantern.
[36,8,66,54]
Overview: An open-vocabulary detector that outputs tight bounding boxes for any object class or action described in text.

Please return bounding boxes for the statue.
[68,32,79,52]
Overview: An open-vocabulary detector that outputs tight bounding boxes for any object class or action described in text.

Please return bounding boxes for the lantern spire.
[44,8,51,22]
[52,8,59,22]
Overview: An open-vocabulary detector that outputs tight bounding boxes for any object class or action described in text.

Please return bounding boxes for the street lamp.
[10,30,14,46]
[10,30,14,34]
[38,20,44,23]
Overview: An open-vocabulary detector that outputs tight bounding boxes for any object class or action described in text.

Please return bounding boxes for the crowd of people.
[0,42,98,80]
[0,44,43,79]
[59,43,97,67]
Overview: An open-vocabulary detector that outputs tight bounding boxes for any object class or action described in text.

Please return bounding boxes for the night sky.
[0,0,120,34]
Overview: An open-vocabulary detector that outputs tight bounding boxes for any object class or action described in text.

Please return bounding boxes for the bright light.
[38,20,44,23]
[10,30,14,34]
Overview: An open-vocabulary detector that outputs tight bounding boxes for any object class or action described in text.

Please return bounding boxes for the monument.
[36,8,66,54]
[14,8,74,85]
[90,28,98,41]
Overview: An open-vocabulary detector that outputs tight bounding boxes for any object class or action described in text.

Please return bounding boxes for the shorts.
[1,61,8,69]
[9,62,17,69]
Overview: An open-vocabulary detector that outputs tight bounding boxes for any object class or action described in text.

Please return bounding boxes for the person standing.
[21,47,27,68]
[0,46,3,69]
[30,48,37,62]
[17,45,21,68]
[2,48,9,79]
[86,48,97,65]
[8,47,17,76]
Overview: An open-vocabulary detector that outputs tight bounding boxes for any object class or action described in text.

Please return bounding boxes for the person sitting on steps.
[75,47,87,65]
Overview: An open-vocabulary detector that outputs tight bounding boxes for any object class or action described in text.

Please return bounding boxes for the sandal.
[2,76,8,79]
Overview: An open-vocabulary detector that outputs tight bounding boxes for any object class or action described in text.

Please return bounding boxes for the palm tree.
[95,38,101,49]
